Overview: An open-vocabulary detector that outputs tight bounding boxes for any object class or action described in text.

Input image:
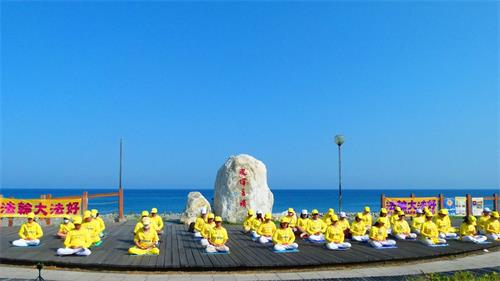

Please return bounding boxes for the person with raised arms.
[206,216,229,253]
[128,217,160,255]
[12,212,43,247]
[305,209,327,241]
[325,215,351,250]
[56,216,92,256]
[272,217,298,251]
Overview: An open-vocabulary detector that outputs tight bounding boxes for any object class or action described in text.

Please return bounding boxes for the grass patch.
[408,271,499,281]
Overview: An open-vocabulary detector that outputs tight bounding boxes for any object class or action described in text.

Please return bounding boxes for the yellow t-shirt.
[297,217,309,229]
[18,222,43,240]
[201,221,215,238]
[393,220,411,235]
[150,215,163,231]
[134,221,158,234]
[194,216,206,232]
[134,228,159,248]
[251,218,262,231]
[96,217,106,232]
[411,215,425,231]
[59,222,75,234]
[306,219,327,235]
[485,219,499,234]
[325,224,345,243]
[64,228,92,248]
[434,216,455,233]
[338,219,350,231]
[350,220,367,236]
[272,227,295,245]
[459,223,476,237]
[243,216,255,230]
[390,214,400,225]
[287,215,297,228]
[369,225,388,241]
[378,216,391,229]
[421,221,439,239]
[209,227,228,246]
[478,215,490,230]
[82,220,101,243]
[257,221,276,237]
[361,213,372,227]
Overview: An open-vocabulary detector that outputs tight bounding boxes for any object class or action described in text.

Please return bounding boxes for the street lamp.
[334,135,344,212]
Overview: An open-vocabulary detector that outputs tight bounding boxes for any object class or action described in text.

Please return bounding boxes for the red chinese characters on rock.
[239,168,247,208]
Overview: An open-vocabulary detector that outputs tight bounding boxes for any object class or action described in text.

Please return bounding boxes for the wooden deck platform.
[0,221,498,271]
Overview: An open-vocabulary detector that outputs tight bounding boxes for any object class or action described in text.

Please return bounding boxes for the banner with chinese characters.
[0,198,82,218]
[383,197,439,215]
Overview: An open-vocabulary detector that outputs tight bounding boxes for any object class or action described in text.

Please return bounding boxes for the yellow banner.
[383,197,439,215]
[0,198,82,218]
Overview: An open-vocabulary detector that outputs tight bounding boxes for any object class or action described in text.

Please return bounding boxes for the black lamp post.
[335,135,344,212]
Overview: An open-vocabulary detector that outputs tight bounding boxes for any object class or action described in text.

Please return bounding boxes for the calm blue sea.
[0,188,497,215]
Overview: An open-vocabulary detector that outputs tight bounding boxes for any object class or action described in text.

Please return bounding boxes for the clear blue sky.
[1,1,498,190]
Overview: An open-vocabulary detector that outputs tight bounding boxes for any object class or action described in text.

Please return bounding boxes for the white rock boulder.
[180,191,212,225]
[214,154,274,223]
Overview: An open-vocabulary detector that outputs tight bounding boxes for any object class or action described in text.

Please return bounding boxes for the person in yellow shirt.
[206,216,229,253]
[378,208,391,234]
[296,209,310,237]
[338,212,351,237]
[82,210,101,247]
[200,213,215,246]
[393,211,417,240]
[434,209,457,239]
[477,208,491,235]
[306,209,327,241]
[362,206,372,230]
[150,208,164,235]
[459,216,487,243]
[390,207,402,226]
[350,213,369,242]
[56,215,74,238]
[134,210,157,234]
[129,217,160,255]
[325,215,351,250]
[322,208,335,225]
[286,208,298,231]
[251,211,264,238]
[420,212,446,246]
[12,212,43,247]
[411,209,425,234]
[91,209,106,238]
[485,211,499,240]
[193,208,208,238]
[369,218,396,248]
[56,216,92,256]
[243,209,255,233]
[272,217,298,251]
[256,213,276,243]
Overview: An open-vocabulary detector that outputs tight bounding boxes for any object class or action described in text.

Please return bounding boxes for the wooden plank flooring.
[0,221,498,271]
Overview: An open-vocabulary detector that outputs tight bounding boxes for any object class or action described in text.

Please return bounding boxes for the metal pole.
[338,144,342,212]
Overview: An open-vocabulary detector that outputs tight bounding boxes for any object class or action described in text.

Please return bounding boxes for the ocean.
[1,188,497,215]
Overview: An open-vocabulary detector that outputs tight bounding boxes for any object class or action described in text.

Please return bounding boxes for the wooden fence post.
[380,193,385,209]
[466,194,472,216]
[8,196,14,227]
[46,194,52,225]
[118,188,124,220]
[82,192,88,213]
[494,193,499,212]
[439,193,444,210]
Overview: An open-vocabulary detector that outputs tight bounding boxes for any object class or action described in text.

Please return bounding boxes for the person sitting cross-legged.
[150,208,164,235]
[392,211,417,240]
[128,217,160,255]
[12,212,43,247]
[200,213,215,246]
[243,209,255,233]
[82,210,102,247]
[378,208,391,234]
[56,216,92,256]
[256,213,276,244]
[361,206,372,230]
[350,213,369,242]
[56,215,74,239]
[272,217,298,251]
[434,209,458,239]
[286,208,298,232]
[411,209,425,234]
[478,208,491,235]
[296,210,310,238]
[420,211,447,246]
[193,208,208,238]
[250,211,264,238]
[485,211,499,241]
[459,215,487,244]
[325,215,351,250]
[91,209,106,238]
[206,216,230,253]
[369,218,396,248]
[305,209,327,241]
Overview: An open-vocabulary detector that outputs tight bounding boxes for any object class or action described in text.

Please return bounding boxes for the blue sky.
[1,1,498,190]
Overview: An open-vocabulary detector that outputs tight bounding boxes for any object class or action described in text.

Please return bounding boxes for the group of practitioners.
[10,205,500,256]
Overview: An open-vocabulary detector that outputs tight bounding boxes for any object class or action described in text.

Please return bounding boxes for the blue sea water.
[0,188,497,215]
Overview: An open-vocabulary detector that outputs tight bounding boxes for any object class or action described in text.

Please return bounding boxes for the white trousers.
[421,237,446,245]
[206,245,229,253]
[439,233,458,239]
[200,238,209,246]
[56,247,91,256]
[413,229,421,235]
[395,233,417,240]
[251,231,260,238]
[259,236,272,244]
[369,239,396,248]
[351,235,369,242]
[487,234,499,240]
[308,234,325,241]
[274,243,298,251]
[326,242,351,250]
[193,232,202,238]
[12,239,40,247]
[462,235,487,244]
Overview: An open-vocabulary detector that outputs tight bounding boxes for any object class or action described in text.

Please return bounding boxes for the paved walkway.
[0,249,498,281]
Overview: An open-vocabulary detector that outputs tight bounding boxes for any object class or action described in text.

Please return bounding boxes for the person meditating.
[325,215,351,250]
[393,211,417,240]
[485,211,499,241]
[369,218,396,248]
[150,208,164,235]
[12,212,43,247]
[256,213,276,243]
[305,209,327,241]
[82,210,102,247]
[411,209,425,234]
[91,209,106,238]
[272,217,298,251]
[56,215,74,238]
[128,217,160,255]
[56,216,92,256]
[296,209,310,237]
[286,208,298,232]
[378,208,391,234]
[361,206,372,230]
[420,211,447,246]
[193,208,208,238]
[350,213,369,242]
[243,209,255,233]
[200,213,215,246]
[459,216,487,244]
[206,216,230,253]
[434,209,457,239]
